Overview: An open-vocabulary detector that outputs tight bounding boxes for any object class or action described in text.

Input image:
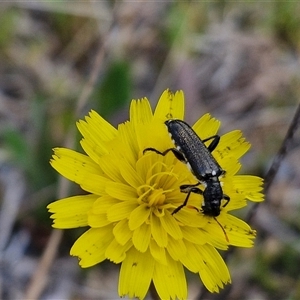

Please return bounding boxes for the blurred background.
[0,1,300,299]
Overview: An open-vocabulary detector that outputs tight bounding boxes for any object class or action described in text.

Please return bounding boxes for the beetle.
[144,119,230,217]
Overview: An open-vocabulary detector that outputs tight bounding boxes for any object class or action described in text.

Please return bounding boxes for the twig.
[24,229,63,300]
[246,102,300,223]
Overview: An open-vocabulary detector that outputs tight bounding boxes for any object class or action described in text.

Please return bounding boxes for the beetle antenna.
[213,217,229,243]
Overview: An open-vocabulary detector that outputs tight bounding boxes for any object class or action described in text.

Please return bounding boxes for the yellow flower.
[48,89,264,299]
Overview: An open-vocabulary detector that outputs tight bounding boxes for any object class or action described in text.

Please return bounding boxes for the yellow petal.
[70,226,114,268]
[232,175,264,202]
[224,214,256,247]
[199,229,229,251]
[139,121,174,154]
[51,148,101,177]
[198,244,231,293]
[92,195,119,214]
[135,152,157,182]
[50,148,108,195]
[47,194,96,215]
[118,122,139,164]
[201,244,231,281]
[82,110,117,139]
[128,203,151,230]
[88,212,111,228]
[154,89,185,121]
[151,215,168,247]
[50,217,85,229]
[199,218,229,250]
[118,247,154,299]
[80,174,110,195]
[217,130,250,160]
[76,110,117,162]
[160,210,183,240]
[153,253,187,300]
[105,239,132,263]
[105,181,137,201]
[113,219,133,245]
[181,227,206,245]
[220,156,241,176]
[77,110,117,144]
[138,151,170,182]
[221,192,246,211]
[192,113,220,140]
[107,201,138,222]
[79,137,107,164]
[130,98,158,151]
[119,161,144,188]
[166,237,187,261]
[180,241,206,273]
[132,222,151,252]
[130,98,153,126]
[172,209,208,228]
[97,154,126,183]
[48,194,97,228]
[149,239,167,265]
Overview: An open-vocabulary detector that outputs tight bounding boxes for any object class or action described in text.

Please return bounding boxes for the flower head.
[48,89,264,299]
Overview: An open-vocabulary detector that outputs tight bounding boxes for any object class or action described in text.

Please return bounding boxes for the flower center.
[136,184,173,211]
[135,156,182,212]
[147,188,166,206]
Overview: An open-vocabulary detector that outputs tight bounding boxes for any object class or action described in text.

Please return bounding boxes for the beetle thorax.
[202,178,223,216]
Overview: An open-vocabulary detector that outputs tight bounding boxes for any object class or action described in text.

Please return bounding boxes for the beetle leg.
[172,184,203,215]
[202,135,220,152]
[180,182,201,191]
[222,194,230,207]
[143,147,186,163]
[143,147,165,155]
